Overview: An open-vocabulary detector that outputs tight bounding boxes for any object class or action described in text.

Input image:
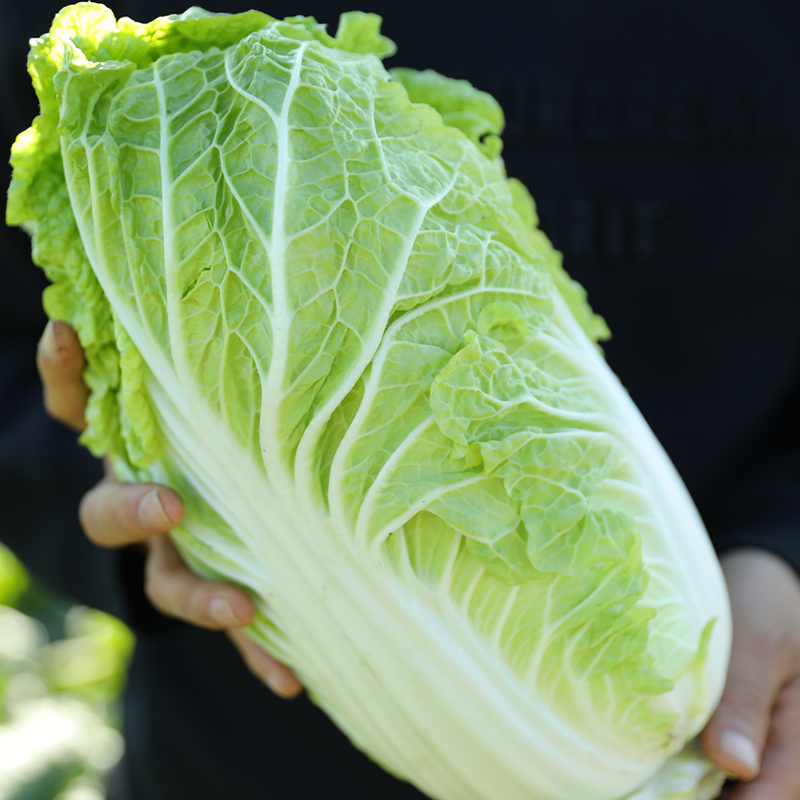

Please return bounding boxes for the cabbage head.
[7,5,731,799]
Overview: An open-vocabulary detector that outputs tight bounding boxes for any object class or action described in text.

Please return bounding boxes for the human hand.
[37,319,302,699]
[701,548,800,799]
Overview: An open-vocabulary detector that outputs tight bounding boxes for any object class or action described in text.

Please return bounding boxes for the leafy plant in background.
[8,5,731,799]
[0,543,133,800]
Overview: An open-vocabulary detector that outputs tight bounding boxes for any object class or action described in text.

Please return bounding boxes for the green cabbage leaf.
[7,5,730,799]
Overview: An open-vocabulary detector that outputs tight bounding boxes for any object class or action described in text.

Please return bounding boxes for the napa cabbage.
[7,5,731,799]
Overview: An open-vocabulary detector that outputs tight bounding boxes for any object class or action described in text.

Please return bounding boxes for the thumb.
[702,634,778,780]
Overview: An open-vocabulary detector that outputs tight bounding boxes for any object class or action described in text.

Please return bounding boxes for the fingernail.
[50,320,68,350]
[208,597,239,626]
[719,730,760,775]
[138,488,172,529]
[40,320,59,357]
[263,669,299,698]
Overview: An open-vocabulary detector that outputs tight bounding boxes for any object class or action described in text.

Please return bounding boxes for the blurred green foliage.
[0,543,134,800]
[0,544,29,607]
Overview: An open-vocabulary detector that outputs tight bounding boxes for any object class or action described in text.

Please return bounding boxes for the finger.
[702,623,781,780]
[80,480,184,547]
[726,678,800,800]
[144,535,256,630]
[227,628,303,699]
[36,320,89,432]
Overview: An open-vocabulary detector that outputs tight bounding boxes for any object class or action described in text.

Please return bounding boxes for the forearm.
[707,445,800,578]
